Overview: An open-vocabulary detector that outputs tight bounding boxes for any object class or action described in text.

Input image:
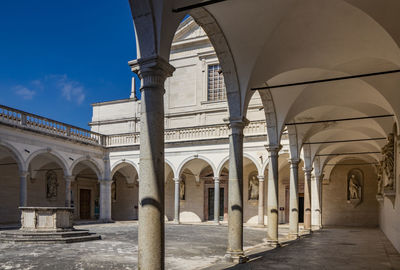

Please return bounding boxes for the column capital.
[303,167,313,174]
[173,177,180,183]
[64,175,75,182]
[99,179,112,185]
[288,158,300,165]
[257,175,265,182]
[129,56,175,90]
[19,170,29,178]
[213,177,220,183]
[224,116,249,135]
[266,145,282,155]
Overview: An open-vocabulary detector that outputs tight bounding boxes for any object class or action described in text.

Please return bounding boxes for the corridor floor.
[215,227,400,270]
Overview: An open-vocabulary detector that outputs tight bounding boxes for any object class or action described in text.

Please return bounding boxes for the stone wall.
[111,177,138,220]
[0,163,20,224]
[322,161,379,227]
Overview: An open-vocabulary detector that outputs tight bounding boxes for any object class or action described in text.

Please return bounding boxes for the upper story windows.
[207,64,226,102]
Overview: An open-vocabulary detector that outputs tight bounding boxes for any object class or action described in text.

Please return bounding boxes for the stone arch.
[26,148,69,176]
[111,159,139,179]
[0,140,25,172]
[189,9,242,119]
[165,158,177,179]
[70,156,103,180]
[176,155,217,178]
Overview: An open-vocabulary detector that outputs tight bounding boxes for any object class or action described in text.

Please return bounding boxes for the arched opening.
[27,151,68,209]
[164,161,176,221]
[0,145,22,224]
[71,160,101,220]
[111,162,139,221]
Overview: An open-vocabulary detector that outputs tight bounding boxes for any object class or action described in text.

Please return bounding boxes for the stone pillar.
[288,159,299,239]
[173,177,180,224]
[130,56,175,270]
[99,179,112,221]
[214,177,220,224]
[65,175,74,207]
[19,171,28,207]
[226,118,247,262]
[257,175,265,226]
[311,174,322,230]
[303,169,312,232]
[266,145,281,246]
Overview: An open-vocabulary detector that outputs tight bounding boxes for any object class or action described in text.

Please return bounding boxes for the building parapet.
[0,104,272,148]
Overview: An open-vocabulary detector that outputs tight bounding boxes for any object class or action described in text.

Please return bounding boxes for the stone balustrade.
[0,104,270,148]
[0,104,103,145]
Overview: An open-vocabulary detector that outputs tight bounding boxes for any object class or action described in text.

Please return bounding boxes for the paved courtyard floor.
[0,223,399,270]
[0,222,275,270]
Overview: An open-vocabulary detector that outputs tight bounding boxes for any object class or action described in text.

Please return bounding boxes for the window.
[207,64,226,101]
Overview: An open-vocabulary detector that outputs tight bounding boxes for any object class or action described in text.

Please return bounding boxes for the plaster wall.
[322,163,379,227]
[179,174,204,222]
[111,177,138,220]
[0,164,20,224]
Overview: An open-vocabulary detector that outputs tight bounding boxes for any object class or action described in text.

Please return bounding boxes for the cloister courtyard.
[0,222,399,270]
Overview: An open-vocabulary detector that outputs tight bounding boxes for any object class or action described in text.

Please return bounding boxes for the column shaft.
[19,171,28,207]
[311,175,322,230]
[267,146,280,245]
[65,176,73,207]
[214,177,220,223]
[99,180,112,221]
[303,170,312,231]
[227,120,245,260]
[289,160,299,238]
[173,178,180,223]
[130,56,175,270]
[257,176,265,226]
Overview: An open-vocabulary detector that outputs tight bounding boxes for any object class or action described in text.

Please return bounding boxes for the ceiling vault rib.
[325,162,378,166]
[316,151,380,157]
[172,0,228,13]
[285,114,394,126]
[251,69,400,91]
[304,137,387,145]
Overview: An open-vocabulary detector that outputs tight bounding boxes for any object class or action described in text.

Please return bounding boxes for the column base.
[172,220,180,225]
[288,233,299,240]
[267,240,280,247]
[214,220,220,225]
[255,224,265,228]
[302,229,312,235]
[311,225,322,231]
[99,218,114,223]
[224,252,248,264]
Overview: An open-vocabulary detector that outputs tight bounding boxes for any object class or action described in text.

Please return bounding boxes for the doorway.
[299,194,304,223]
[207,187,224,221]
[80,189,91,219]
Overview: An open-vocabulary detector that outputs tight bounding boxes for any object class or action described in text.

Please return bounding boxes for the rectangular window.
[207,64,226,102]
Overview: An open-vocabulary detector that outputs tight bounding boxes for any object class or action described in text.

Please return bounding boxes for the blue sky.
[0,1,138,129]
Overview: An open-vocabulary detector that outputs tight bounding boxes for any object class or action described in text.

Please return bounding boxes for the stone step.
[0,230,101,243]
[0,234,101,244]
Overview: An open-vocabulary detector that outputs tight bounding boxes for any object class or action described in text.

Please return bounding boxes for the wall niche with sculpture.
[347,169,363,207]
[248,172,259,202]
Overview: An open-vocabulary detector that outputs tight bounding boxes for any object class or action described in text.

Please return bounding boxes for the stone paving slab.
[0,222,270,270]
[209,227,400,270]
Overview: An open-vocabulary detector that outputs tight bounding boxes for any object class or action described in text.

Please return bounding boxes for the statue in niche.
[179,177,185,200]
[347,169,363,207]
[376,161,384,195]
[111,179,117,202]
[382,133,395,188]
[46,170,58,200]
[248,174,259,200]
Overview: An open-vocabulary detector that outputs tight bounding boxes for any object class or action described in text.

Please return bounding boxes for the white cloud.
[48,75,86,105]
[14,86,36,100]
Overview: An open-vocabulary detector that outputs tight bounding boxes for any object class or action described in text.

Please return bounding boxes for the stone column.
[226,118,247,262]
[311,174,322,230]
[130,56,175,270]
[19,171,28,207]
[173,177,180,224]
[99,179,112,221]
[65,175,74,207]
[266,145,281,246]
[288,159,299,239]
[257,175,265,226]
[214,177,220,224]
[303,169,312,232]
